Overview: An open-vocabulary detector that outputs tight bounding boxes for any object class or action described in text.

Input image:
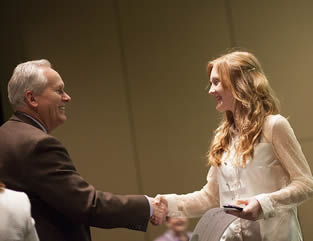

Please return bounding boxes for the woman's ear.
[24,90,38,108]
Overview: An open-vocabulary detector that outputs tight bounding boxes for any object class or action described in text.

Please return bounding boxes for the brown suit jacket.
[0,113,150,241]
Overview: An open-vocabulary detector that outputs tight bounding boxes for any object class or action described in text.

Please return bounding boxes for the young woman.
[157,51,313,241]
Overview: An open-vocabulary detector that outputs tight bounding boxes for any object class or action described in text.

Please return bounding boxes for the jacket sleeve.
[24,136,150,231]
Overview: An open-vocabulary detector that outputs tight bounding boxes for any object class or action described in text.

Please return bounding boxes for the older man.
[0,60,167,241]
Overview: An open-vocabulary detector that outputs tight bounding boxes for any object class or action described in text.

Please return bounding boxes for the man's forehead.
[42,67,58,77]
[43,67,64,85]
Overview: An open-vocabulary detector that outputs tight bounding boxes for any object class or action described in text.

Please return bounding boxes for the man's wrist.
[144,195,153,217]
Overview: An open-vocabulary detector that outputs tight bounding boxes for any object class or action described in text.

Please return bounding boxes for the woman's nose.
[208,85,215,95]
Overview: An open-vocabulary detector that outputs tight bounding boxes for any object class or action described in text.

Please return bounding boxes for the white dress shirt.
[0,188,39,241]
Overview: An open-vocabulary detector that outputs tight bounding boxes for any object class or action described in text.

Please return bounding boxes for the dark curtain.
[0,92,4,125]
[0,1,26,124]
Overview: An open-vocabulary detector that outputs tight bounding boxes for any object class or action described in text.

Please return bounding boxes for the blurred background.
[1,1,312,240]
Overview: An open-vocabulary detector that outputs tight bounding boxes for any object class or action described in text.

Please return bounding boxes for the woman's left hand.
[226,198,263,221]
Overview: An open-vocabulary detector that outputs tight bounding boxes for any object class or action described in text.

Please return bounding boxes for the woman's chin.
[216,105,225,113]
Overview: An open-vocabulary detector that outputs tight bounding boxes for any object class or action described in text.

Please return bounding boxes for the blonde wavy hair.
[207,51,280,167]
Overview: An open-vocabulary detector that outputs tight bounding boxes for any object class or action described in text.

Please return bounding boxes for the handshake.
[149,196,168,225]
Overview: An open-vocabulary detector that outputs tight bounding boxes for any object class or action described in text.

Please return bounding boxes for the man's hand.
[149,196,168,225]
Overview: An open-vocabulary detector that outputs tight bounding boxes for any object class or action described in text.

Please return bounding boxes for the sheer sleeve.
[256,115,313,218]
[157,166,220,218]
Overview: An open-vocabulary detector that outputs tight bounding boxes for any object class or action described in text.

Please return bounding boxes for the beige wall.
[1,1,313,240]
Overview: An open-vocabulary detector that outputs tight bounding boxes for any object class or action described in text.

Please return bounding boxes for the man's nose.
[63,92,71,102]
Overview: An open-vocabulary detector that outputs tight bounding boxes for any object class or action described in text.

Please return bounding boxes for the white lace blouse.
[160,115,313,241]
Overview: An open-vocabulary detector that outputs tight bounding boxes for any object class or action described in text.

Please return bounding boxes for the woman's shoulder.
[264,114,292,128]
[0,189,36,239]
[262,114,290,141]
[0,189,30,212]
[265,114,286,123]
[0,188,28,198]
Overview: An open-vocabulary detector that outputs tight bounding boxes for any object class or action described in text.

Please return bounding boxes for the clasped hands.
[149,196,168,225]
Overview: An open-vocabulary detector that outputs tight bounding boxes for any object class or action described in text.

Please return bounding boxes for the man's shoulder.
[0,117,63,150]
[3,116,43,132]
[5,116,54,137]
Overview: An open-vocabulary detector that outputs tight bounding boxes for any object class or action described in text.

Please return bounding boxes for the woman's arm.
[157,166,220,218]
[255,116,313,219]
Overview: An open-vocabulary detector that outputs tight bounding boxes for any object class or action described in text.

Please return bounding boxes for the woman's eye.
[213,80,220,86]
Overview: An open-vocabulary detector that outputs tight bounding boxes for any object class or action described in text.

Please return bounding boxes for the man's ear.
[24,90,38,108]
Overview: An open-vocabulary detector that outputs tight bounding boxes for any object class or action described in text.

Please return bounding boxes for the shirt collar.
[15,112,48,133]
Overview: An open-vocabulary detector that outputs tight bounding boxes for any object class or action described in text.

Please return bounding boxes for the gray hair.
[8,59,52,109]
